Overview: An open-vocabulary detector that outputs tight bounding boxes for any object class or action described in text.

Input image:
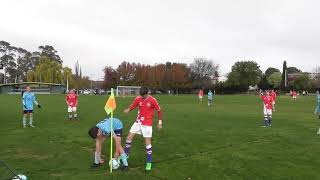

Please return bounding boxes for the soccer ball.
[109,158,120,170]
[12,174,27,180]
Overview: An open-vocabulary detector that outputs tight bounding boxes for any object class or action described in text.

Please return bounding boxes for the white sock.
[29,117,33,125]
[95,152,100,164]
[23,117,26,126]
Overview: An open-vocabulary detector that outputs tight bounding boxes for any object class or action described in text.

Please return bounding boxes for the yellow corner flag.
[104,88,116,114]
[104,88,116,173]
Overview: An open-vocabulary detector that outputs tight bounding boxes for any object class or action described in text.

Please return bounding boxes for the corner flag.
[104,88,116,114]
[104,88,116,173]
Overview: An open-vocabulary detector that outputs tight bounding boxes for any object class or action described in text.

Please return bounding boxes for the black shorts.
[23,110,33,114]
[104,129,123,137]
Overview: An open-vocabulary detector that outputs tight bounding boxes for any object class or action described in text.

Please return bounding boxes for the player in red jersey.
[123,87,162,171]
[260,90,274,127]
[292,90,297,102]
[66,89,78,120]
[198,88,204,102]
[270,89,277,112]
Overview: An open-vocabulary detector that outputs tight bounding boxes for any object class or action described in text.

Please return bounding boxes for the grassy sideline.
[0,94,320,179]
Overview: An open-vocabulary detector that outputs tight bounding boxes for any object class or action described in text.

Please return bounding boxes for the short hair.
[88,126,99,139]
[139,87,149,96]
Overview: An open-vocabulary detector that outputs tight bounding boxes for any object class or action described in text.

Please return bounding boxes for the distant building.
[0,82,65,94]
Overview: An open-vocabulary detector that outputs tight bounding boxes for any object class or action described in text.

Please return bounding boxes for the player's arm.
[153,99,163,130]
[75,95,78,106]
[22,94,26,108]
[66,95,70,106]
[124,98,139,113]
[33,94,41,108]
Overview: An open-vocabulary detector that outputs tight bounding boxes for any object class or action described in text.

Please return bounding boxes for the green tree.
[0,41,17,83]
[268,72,282,88]
[287,67,302,74]
[291,73,311,90]
[265,67,280,78]
[280,61,288,89]
[226,61,262,92]
[27,56,63,83]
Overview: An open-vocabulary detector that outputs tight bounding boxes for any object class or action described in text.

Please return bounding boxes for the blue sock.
[268,118,272,126]
[146,144,152,163]
[264,120,268,127]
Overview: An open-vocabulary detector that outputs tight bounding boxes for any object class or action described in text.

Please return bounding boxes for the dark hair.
[139,87,149,96]
[88,126,99,139]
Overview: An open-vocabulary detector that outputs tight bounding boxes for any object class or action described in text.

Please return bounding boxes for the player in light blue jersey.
[208,90,214,107]
[315,94,320,134]
[88,117,128,170]
[22,86,41,128]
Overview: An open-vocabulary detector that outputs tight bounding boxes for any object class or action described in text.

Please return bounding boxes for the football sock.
[268,117,272,126]
[23,117,26,126]
[146,144,152,163]
[69,114,72,119]
[125,139,132,155]
[74,113,77,118]
[94,152,100,164]
[120,153,128,166]
[29,116,33,125]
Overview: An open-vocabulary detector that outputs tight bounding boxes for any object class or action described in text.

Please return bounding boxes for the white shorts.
[293,96,297,99]
[263,107,272,116]
[68,106,77,113]
[129,122,152,138]
[199,96,203,99]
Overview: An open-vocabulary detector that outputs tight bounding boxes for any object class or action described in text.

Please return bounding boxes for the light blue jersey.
[208,91,213,100]
[22,92,37,110]
[317,95,320,105]
[96,118,123,136]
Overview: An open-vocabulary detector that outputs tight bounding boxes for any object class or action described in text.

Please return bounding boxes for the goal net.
[116,86,141,97]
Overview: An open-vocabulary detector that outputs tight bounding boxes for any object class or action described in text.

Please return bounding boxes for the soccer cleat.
[120,165,129,171]
[29,124,35,128]
[90,163,100,169]
[23,125,26,128]
[145,162,152,171]
[262,126,267,128]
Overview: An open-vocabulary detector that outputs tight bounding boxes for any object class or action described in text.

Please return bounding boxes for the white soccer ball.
[12,174,27,180]
[109,158,120,170]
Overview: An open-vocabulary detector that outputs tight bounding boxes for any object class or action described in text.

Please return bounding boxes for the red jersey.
[270,92,277,101]
[129,95,162,126]
[261,95,273,110]
[292,91,297,96]
[66,94,78,107]
[199,90,204,96]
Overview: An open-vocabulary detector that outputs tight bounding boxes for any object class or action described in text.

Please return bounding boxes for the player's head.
[140,87,149,97]
[26,86,31,92]
[69,89,75,94]
[88,126,102,139]
[265,90,270,96]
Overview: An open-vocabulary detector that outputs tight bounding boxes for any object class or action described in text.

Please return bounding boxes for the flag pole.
[110,88,113,173]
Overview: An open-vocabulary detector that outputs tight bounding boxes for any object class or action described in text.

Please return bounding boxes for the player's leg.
[262,107,268,127]
[73,107,77,120]
[124,132,136,157]
[114,133,129,169]
[125,122,141,156]
[267,110,272,126]
[22,111,27,128]
[67,106,72,120]
[29,112,35,127]
[141,125,153,171]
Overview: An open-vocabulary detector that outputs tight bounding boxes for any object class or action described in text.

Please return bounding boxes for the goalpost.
[116,86,141,97]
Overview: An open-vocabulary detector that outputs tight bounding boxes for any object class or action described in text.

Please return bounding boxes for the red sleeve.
[129,97,139,111]
[66,95,69,102]
[152,98,162,120]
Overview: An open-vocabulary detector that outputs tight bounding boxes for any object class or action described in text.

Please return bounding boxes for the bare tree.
[189,58,219,88]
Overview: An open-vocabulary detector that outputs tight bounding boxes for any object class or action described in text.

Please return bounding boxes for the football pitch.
[0,94,320,180]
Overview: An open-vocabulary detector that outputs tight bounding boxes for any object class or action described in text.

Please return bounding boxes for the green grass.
[0,94,320,180]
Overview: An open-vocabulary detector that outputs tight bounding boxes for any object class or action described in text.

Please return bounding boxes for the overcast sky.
[1,0,319,79]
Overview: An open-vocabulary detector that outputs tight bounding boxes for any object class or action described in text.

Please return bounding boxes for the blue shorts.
[23,110,33,114]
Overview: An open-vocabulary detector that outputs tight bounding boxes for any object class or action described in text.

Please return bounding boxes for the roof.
[0,82,64,87]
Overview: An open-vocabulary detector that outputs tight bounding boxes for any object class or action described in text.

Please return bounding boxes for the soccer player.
[270,89,277,112]
[260,90,273,127]
[198,88,204,102]
[88,117,129,170]
[123,87,162,171]
[315,93,320,119]
[208,90,213,107]
[292,90,297,102]
[66,89,78,120]
[22,86,41,128]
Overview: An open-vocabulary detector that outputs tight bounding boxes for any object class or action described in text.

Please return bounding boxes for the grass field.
[0,94,320,180]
